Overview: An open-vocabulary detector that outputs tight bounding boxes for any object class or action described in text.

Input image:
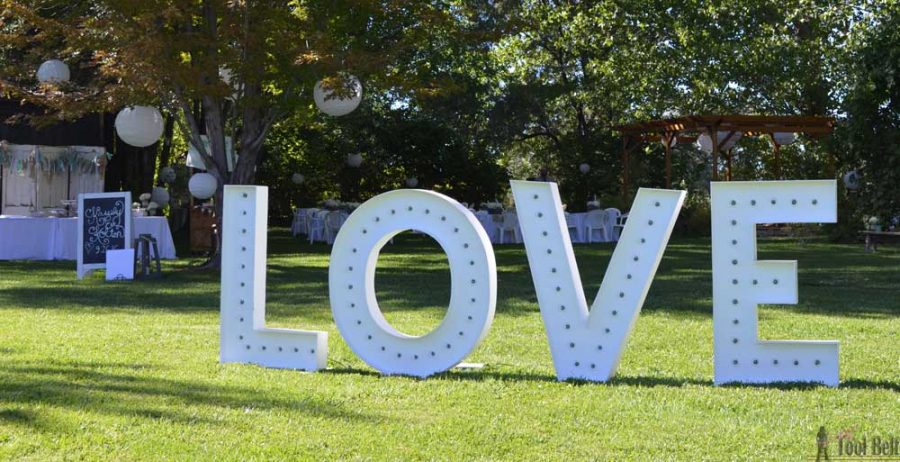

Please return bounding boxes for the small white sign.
[105,249,135,281]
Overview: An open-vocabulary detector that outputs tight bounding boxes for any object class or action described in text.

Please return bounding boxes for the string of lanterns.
[41,60,368,201]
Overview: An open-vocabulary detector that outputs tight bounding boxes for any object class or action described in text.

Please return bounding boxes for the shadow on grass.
[1,232,896,320]
[325,367,898,391]
[0,359,381,431]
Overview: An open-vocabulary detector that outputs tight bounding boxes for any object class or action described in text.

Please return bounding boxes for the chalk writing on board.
[83,199,126,257]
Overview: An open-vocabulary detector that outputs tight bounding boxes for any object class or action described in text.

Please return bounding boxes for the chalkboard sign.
[77,192,132,279]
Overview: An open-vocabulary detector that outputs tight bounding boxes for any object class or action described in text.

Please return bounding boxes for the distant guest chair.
[565,213,581,243]
[583,210,609,243]
[605,208,622,241]
[498,211,520,244]
[324,211,346,245]
[308,210,328,244]
[291,209,307,236]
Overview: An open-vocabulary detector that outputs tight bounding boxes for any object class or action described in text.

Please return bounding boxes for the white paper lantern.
[159,166,176,184]
[698,131,742,153]
[405,177,419,188]
[314,75,363,117]
[291,173,305,185]
[346,153,363,168]
[189,172,218,200]
[115,106,165,148]
[151,187,170,207]
[37,59,70,83]
[843,170,860,190]
[772,132,797,145]
[579,163,590,174]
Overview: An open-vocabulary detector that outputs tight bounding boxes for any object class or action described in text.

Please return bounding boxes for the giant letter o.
[329,190,496,377]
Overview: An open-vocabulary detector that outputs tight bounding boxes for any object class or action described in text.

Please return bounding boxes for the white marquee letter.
[511,181,685,381]
[329,190,496,377]
[711,180,838,386]
[220,186,327,370]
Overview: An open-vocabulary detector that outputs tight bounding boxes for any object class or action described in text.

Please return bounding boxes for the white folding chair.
[291,209,307,236]
[605,208,622,241]
[300,208,321,236]
[497,211,519,244]
[308,210,328,243]
[324,211,346,245]
[565,213,581,243]
[583,210,608,243]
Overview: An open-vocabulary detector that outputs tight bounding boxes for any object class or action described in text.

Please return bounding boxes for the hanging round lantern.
[843,170,860,190]
[188,172,217,200]
[405,177,419,188]
[346,153,363,168]
[291,173,305,185]
[772,132,797,145]
[697,133,712,153]
[37,59,70,83]
[159,166,176,184]
[579,163,590,174]
[115,106,165,147]
[151,187,170,207]
[697,131,742,153]
[314,75,363,117]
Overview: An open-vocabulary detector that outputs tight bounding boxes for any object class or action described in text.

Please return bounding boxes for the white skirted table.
[292,207,624,245]
[0,216,176,260]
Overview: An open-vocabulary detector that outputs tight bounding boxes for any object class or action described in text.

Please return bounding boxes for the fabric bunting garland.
[0,144,112,176]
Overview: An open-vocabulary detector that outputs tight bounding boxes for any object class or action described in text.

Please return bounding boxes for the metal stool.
[133,233,162,279]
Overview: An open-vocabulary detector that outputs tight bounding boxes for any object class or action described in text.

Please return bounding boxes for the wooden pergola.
[614,115,835,197]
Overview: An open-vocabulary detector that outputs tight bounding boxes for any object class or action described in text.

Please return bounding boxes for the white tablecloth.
[0,216,176,261]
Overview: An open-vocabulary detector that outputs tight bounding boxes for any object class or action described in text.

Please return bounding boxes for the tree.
[838,2,900,225]
[490,0,868,207]
[0,0,501,266]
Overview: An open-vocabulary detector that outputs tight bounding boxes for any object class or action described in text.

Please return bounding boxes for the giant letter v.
[510,181,685,381]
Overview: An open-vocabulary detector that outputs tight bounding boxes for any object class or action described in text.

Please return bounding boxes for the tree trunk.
[156,113,176,182]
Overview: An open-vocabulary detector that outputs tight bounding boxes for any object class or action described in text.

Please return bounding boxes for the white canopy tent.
[1,144,107,215]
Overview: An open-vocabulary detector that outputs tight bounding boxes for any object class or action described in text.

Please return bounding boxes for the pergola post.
[773,141,782,179]
[621,136,630,199]
[663,131,674,189]
[725,148,734,181]
[710,127,719,181]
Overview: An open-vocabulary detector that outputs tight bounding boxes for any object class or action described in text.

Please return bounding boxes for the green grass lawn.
[0,231,897,461]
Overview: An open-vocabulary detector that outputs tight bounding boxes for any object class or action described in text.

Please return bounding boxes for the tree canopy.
[1,0,897,233]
